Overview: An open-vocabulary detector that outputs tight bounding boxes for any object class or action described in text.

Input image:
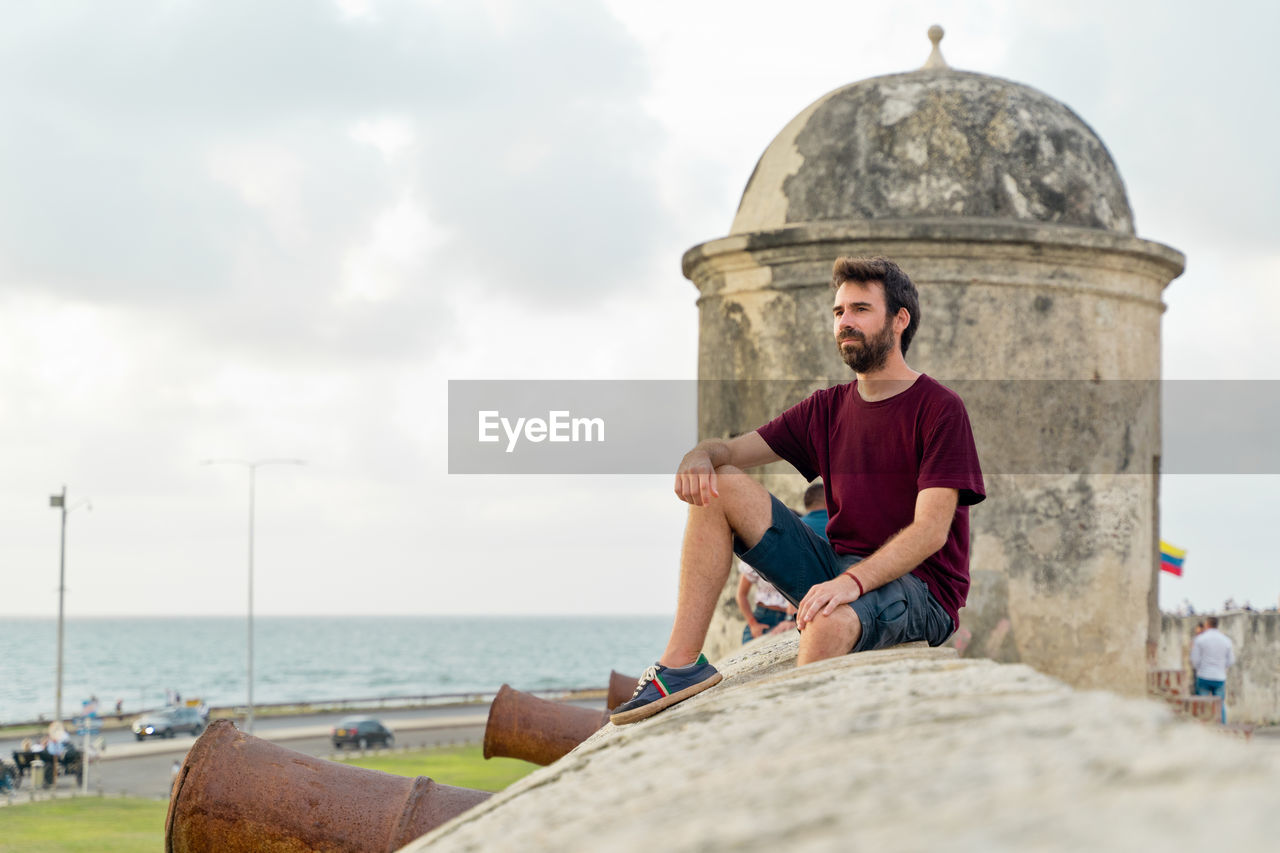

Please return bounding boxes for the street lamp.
[202,459,305,734]
[49,486,91,727]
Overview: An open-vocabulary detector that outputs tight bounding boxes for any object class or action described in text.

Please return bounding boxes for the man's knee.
[705,467,772,536]
[798,607,861,662]
[814,606,861,644]
[712,464,748,480]
[688,466,753,511]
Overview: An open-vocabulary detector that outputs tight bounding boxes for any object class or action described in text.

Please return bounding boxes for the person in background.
[1190,616,1234,724]
[800,480,828,538]
[737,483,831,643]
[736,562,795,643]
[45,726,66,760]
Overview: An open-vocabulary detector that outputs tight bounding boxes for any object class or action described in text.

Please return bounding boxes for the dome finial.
[921,24,949,70]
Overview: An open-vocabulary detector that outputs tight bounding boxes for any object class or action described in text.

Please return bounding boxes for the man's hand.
[793,488,958,631]
[796,574,861,630]
[673,433,780,506]
[674,447,719,506]
[746,620,768,639]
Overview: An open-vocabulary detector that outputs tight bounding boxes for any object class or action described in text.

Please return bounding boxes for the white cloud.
[1162,250,1280,380]
[337,195,447,304]
[206,143,310,246]
[2,0,1278,623]
[0,295,132,410]
[333,0,378,21]
[349,116,416,163]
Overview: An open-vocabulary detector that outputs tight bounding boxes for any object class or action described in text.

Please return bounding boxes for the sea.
[0,615,671,724]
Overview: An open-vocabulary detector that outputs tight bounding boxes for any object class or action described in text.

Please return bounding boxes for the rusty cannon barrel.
[607,670,640,711]
[166,719,490,853]
[483,684,609,766]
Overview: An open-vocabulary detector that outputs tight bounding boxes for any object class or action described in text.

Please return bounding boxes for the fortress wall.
[403,634,1280,852]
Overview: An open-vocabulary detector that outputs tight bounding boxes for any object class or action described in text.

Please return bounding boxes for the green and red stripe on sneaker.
[608,653,722,725]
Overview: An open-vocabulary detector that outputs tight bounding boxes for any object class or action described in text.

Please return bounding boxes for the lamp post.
[203,459,304,734]
[49,486,91,727]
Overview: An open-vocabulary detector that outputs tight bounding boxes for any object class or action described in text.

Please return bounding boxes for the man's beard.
[837,316,896,374]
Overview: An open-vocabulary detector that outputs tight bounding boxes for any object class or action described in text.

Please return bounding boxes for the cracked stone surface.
[731,68,1133,235]
[402,635,1279,852]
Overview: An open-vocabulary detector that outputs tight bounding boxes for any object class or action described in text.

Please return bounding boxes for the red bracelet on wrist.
[843,570,865,597]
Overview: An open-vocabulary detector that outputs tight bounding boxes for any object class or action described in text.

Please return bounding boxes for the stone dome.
[732,38,1134,236]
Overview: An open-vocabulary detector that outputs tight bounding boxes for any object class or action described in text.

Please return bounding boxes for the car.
[132,706,205,740]
[331,716,394,749]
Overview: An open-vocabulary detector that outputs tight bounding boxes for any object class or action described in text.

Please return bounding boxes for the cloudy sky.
[3,0,1276,620]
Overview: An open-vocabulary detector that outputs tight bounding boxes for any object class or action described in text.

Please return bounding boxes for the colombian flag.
[1160,541,1187,577]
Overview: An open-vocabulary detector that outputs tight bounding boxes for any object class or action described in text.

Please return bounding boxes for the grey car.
[331,715,394,749]
[132,706,205,740]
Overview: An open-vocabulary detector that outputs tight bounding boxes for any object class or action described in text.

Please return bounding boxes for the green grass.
[0,798,168,852]
[343,743,538,791]
[0,744,536,852]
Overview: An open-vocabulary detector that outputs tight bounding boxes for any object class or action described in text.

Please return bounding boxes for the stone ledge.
[683,217,1186,282]
[402,636,1280,852]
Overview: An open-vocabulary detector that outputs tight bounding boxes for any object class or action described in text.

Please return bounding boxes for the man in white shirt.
[1190,616,1235,723]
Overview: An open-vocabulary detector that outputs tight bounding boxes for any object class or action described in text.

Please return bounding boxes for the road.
[3,704,497,756]
[7,702,1276,802]
[3,700,603,800]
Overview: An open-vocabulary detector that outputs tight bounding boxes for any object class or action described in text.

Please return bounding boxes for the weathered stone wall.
[685,221,1182,693]
[1156,611,1280,724]
[731,70,1135,235]
[404,635,1280,852]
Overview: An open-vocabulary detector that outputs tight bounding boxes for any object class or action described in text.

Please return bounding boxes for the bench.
[10,748,83,788]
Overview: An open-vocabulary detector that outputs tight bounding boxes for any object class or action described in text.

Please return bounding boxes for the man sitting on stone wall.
[611,256,985,725]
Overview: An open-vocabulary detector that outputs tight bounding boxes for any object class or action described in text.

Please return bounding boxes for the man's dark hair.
[803,481,825,510]
[830,256,921,355]
[1206,616,1219,628]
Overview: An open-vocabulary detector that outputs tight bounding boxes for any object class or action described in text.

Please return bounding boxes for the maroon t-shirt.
[755,375,985,626]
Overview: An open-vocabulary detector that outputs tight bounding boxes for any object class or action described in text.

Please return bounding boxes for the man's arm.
[674,431,780,506]
[796,487,958,630]
[736,575,767,639]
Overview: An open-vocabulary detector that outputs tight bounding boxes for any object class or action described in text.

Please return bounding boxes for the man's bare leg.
[796,608,862,666]
[660,466,772,667]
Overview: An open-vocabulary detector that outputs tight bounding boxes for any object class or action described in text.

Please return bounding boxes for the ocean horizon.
[0,614,672,724]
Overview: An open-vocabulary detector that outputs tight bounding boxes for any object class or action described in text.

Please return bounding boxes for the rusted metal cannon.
[483,684,609,766]
[607,670,640,711]
[166,719,490,853]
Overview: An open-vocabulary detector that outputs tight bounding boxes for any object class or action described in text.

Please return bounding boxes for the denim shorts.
[734,495,954,652]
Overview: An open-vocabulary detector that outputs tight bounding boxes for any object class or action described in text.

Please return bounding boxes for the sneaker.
[608,654,723,725]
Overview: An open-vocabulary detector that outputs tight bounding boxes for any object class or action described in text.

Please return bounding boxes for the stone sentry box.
[681,30,1184,693]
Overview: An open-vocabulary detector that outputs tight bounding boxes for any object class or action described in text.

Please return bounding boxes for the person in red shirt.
[611,256,984,725]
